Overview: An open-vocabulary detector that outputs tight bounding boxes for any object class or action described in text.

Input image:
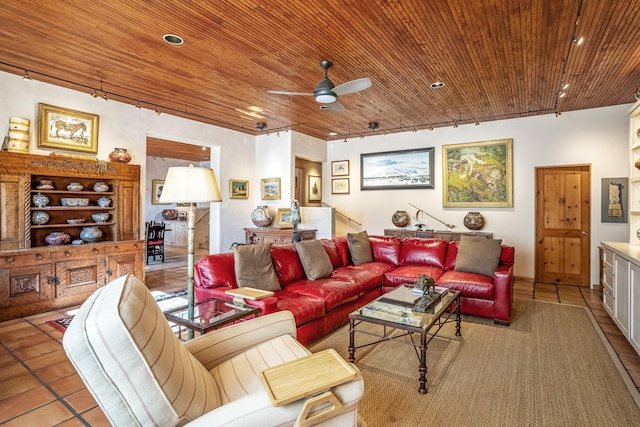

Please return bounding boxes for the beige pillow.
[347,230,373,265]
[232,244,281,291]
[295,240,334,280]
[454,235,503,277]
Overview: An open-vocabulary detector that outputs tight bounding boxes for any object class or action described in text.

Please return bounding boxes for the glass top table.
[164,297,260,337]
[348,285,461,394]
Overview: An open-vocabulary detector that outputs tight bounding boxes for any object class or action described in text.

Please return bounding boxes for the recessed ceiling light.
[328,131,337,136]
[430,82,445,89]
[163,34,184,45]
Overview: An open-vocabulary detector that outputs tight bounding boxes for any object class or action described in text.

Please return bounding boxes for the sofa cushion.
[295,240,334,280]
[272,290,326,326]
[285,279,359,312]
[347,230,373,265]
[232,243,281,291]
[270,244,306,285]
[454,235,503,277]
[383,265,446,287]
[369,235,402,265]
[320,238,344,268]
[195,253,238,288]
[333,267,384,295]
[438,270,495,299]
[399,238,448,268]
[333,236,352,266]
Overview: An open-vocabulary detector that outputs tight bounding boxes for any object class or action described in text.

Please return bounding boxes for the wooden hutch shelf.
[0,152,143,320]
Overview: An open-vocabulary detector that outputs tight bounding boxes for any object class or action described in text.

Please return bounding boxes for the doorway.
[535,165,591,286]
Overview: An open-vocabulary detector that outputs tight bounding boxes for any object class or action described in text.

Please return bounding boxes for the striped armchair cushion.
[64,274,221,426]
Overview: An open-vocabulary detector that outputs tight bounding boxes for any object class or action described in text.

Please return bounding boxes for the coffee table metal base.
[348,293,461,394]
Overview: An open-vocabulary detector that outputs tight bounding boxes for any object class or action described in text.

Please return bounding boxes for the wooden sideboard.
[244,228,317,245]
[0,152,143,320]
[384,229,493,241]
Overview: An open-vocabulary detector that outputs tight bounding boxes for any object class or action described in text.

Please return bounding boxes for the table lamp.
[160,165,222,338]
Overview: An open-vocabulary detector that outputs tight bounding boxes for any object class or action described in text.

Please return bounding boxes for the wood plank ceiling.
[1,0,639,147]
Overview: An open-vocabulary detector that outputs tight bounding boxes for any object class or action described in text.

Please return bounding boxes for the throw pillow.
[347,230,373,265]
[295,240,334,280]
[454,235,503,277]
[232,243,281,291]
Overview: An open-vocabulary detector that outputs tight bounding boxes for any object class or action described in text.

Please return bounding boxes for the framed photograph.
[261,177,281,200]
[361,147,434,190]
[331,160,350,176]
[276,208,292,227]
[443,139,513,207]
[308,175,322,202]
[152,179,170,205]
[229,179,249,199]
[332,178,350,194]
[177,211,188,221]
[38,103,99,154]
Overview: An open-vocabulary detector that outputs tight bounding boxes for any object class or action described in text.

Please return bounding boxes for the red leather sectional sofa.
[194,235,515,345]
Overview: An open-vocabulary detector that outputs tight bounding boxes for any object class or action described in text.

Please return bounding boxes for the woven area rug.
[46,288,188,333]
[310,299,640,426]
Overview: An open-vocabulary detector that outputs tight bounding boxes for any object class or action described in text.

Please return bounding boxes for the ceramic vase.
[463,212,485,230]
[251,205,275,227]
[80,226,103,243]
[93,182,109,192]
[97,196,112,207]
[66,182,84,191]
[108,147,132,163]
[391,210,410,227]
[45,232,70,245]
[32,193,49,207]
[162,209,178,220]
[31,211,50,225]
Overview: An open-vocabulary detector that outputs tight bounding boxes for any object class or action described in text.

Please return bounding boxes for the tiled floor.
[1,272,639,426]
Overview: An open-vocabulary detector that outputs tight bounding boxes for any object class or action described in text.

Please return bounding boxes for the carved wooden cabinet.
[244,228,317,245]
[0,152,143,320]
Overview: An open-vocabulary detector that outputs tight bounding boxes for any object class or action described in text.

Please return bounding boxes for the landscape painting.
[443,139,513,207]
[360,147,435,190]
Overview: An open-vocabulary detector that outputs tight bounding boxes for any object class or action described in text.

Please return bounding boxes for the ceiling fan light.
[316,94,336,103]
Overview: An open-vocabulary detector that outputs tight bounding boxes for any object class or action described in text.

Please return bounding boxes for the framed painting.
[332,178,350,194]
[38,103,99,154]
[308,175,322,202]
[229,179,249,199]
[443,139,513,207]
[361,147,435,190]
[601,177,628,223]
[276,208,292,227]
[152,179,170,205]
[331,160,350,176]
[261,177,281,200]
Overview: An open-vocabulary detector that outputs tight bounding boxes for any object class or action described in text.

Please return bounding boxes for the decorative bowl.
[61,198,89,207]
[45,232,71,246]
[67,182,84,191]
[66,218,85,224]
[71,239,84,245]
[32,211,50,225]
[162,209,178,220]
[39,179,53,187]
[91,213,109,223]
[93,182,110,192]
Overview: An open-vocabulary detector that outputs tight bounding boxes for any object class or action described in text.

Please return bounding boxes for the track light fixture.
[22,70,31,81]
[453,121,458,128]
[256,122,267,131]
[91,89,98,98]
[103,92,108,101]
[368,122,379,131]
[136,101,141,108]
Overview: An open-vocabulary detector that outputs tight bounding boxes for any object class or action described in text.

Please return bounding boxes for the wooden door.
[535,165,591,286]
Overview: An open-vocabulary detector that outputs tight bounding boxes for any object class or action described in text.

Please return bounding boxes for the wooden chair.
[146,223,165,264]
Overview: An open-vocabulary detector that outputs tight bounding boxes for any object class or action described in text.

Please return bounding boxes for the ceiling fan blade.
[267,90,314,96]
[325,101,345,113]
[333,78,372,96]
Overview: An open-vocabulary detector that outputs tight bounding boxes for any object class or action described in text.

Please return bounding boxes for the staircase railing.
[322,202,362,226]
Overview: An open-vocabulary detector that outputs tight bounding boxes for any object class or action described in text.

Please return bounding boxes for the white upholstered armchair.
[63,274,365,426]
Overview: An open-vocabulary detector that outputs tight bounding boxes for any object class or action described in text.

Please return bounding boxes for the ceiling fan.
[268,60,372,113]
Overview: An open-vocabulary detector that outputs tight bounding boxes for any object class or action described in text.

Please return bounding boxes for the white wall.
[0,71,254,253]
[323,105,631,286]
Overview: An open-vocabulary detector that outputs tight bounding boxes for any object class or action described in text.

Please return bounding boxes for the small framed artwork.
[601,178,628,223]
[331,160,350,176]
[38,103,99,154]
[332,178,350,194]
[443,139,513,207]
[308,175,322,202]
[177,211,188,221]
[151,179,170,205]
[229,179,249,199]
[276,208,292,227]
[261,177,281,200]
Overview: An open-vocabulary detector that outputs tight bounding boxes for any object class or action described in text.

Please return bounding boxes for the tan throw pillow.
[347,230,373,265]
[232,243,281,291]
[295,240,334,280]
[454,235,503,277]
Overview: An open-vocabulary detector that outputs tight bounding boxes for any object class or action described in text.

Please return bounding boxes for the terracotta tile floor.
[1,269,639,425]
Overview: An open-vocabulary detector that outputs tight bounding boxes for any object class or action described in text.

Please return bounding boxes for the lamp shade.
[159,165,222,203]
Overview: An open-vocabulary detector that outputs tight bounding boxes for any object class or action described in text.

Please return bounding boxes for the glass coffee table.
[164,297,260,339]
[348,285,461,394]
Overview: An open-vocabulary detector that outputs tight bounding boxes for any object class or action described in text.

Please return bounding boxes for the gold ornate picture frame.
[261,177,281,200]
[229,179,249,199]
[38,103,99,154]
[151,179,170,205]
[276,208,292,227]
[442,139,513,207]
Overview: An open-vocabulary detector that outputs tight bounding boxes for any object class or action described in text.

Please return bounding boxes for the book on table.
[412,286,449,313]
